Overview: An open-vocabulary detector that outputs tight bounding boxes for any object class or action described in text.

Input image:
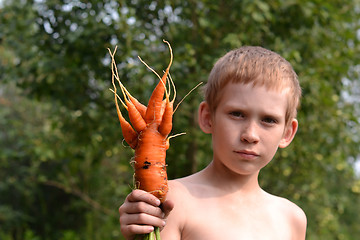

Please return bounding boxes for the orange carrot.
[129,95,147,118]
[108,40,175,204]
[109,41,201,240]
[158,98,174,136]
[144,67,170,124]
[125,99,147,132]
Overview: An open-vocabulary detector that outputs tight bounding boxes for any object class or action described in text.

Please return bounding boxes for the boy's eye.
[262,117,277,124]
[229,111,244,118]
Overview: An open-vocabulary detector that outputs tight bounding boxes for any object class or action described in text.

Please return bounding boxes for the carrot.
[108,40,176,240]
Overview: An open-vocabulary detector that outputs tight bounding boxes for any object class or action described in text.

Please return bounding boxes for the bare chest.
[180,198,292,240]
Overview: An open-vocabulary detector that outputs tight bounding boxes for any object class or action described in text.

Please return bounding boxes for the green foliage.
[1,0,360,239]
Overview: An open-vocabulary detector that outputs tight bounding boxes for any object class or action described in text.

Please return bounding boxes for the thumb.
[161,199,175,219]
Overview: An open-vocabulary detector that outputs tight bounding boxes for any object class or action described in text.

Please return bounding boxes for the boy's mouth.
[234,150,259,159]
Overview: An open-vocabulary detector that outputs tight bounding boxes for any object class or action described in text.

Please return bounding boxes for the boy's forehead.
[222,82,291,97]
[216,82,290,113]
[218,83,290,107]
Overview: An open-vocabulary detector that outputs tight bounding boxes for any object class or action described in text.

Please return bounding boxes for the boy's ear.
[198,101,212,134]
[279,119,298,148]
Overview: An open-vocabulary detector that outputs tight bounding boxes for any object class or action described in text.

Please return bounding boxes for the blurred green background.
[1,0,360,239]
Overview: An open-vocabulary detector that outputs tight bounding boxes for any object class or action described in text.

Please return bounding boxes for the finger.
[122,201,164,218]
[127,189,161,206]
[161,199,175,218]
[122,212,166,227]
[120,224,154,239]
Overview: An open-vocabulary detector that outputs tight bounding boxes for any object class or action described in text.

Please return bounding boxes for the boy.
[119,46,307,239]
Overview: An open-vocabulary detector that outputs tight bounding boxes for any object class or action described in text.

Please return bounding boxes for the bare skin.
[119,83,307,239]
[162,170,306,239]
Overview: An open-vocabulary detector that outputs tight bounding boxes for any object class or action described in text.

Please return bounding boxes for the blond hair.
[203,46,301,125]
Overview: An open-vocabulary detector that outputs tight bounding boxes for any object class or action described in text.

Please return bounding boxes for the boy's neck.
[200,160,262,195]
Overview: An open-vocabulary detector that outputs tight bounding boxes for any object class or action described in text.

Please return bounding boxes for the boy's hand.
[119,189,174,240]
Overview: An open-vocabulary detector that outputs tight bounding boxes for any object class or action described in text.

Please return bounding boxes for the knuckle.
[120,222,128,231]
[119,214,127,225]
[136,201,149,212]
[125,224,134,233]
[120,224,131,236]
[131,189,144,199]
[135,213,148,223]
[119,205,124,214]
[119,202,130,215]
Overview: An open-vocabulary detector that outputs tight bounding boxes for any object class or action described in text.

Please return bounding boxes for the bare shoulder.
[167,176,195,200]
[266,192,307,239]
[166,174,205,209]
[168,172,206,197]
[276,195,307,227]
[160,175,200,240]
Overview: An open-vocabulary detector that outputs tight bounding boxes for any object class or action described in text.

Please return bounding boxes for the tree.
[1,0,360,239]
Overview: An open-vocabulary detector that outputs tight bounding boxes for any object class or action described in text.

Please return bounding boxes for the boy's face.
[199,82,298,176]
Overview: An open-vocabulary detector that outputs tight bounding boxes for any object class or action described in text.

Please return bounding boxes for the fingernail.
[155,198,161,206]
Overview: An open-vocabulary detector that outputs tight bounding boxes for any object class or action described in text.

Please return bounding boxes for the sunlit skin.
[206,82,296,180]
[119,83,307,240]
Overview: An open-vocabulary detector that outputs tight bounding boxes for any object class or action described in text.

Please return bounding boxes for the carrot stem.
[149,231,155,240]
[155,227,161,239]
[173,82,203,113]
[135,229,160,240]
[138,56,162,82]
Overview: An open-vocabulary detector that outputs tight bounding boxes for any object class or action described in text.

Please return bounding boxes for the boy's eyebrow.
[225,103,285,119]
[259,109,284,119]
[262,113,283,121]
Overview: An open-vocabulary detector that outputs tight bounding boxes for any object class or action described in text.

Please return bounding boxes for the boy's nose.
[240,121,260,144]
